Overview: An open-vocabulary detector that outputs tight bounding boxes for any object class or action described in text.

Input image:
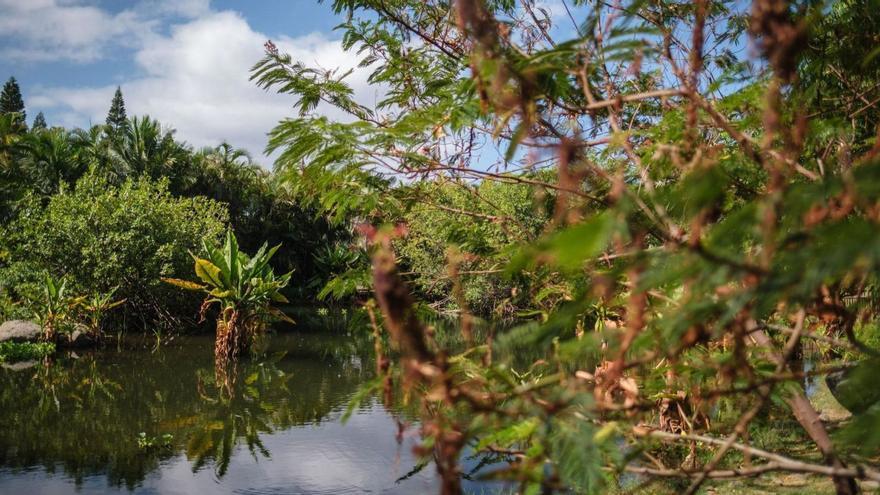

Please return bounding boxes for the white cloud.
[31,11,380,161]
[0,0,159,62]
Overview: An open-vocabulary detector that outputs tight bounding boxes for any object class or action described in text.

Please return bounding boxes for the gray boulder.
[1,360,38,371]
[67,325,98,348]
[0,320,42,342]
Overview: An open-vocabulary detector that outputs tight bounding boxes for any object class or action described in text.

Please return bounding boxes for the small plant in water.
[164,231,292,366]
[0,342,55,362]
[31,275,82,341]
[31,276,125,342]
[136,432,174,450]
[79,288,126,336]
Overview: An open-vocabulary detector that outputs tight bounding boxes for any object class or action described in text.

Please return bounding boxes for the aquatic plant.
[0,341,54,362]
[31,275,81,340]
[136,432,174,451]
[78,288,126,336]
[29,275,125,342]
[164,231,292,366]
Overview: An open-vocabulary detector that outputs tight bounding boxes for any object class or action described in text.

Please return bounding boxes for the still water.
[0,331,503,494]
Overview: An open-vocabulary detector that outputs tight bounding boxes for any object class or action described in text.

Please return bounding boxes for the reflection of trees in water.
[0,333,374,489]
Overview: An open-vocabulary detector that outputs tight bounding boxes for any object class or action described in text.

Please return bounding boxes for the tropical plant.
[310,241,367,301]
[164,231,292,365]
[0,112,26,221]
[136,432,173,451]
[31,275,81,341]
[0,172,228,328]
[0,341,54,362]
[256,0,880,493]
[112,116,195,194]
[19,127,87,196]
[78,288,126,336]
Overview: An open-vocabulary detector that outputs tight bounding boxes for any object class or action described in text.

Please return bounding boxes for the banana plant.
[32,275,83,341]
[164,231,292,363]
[79,288,126,336]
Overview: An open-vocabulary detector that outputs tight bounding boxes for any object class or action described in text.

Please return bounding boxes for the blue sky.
[0,0,359,161]
[0,0,628,166]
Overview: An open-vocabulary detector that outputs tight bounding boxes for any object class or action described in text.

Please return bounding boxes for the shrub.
[394,179,552,317]
[0,342,54,362]
[0,171,228,329]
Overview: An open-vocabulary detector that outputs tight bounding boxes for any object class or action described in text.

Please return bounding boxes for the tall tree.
[0,77,26,127]
[32,112,47,131]
[105,86,127,136]
[254,1,880,493]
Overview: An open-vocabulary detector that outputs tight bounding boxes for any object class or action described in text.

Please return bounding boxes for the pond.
[0,331,505,494]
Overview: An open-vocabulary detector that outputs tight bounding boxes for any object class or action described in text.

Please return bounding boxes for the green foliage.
[165,231,292,361]
[394,178,552,317]
[136,432,173,451]
[259,0,880,492]
[1,172,228,328]
[0,77,25,127]
[31,112,46,131]
[106,86,127,138]
[0,78,351,308]
[0,110,351,313]
[189,143,350,299]
[166,230,291,321]
[30,275,82,339]
[0,341,54,362]
[79,288,126,336]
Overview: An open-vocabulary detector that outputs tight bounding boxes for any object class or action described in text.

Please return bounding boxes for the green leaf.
[194,258,224,288]
[476,418,539,451]
[209,288,235,298]
[162,277,206,291]
[510,212,616,273]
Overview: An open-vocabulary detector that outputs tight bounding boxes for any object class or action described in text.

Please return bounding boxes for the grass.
[0,341,55,362]
[622,379,870,495]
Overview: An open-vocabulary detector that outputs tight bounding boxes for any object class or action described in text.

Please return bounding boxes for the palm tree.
[113,116,196,192]
[193,143,270,242]
[0,113,26,220]
[197,143,264,189]
[70,125,121,182]
[0,113,23,173]
[20,128,85,196]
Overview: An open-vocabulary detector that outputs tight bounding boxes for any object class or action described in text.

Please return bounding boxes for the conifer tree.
[0,77,26,126]
[32,111,47,131]
[106,86,127,136]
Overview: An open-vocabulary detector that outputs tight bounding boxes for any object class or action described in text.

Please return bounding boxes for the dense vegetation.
[2,0,880,494]
[0,83,351,332]
[0,341,54,362]
[4,174,227,328]
[248,0,880,493]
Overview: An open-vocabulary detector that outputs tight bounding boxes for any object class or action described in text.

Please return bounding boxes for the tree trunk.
[751,328,858,495]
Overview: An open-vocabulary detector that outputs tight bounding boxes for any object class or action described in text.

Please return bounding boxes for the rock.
[0,320,42,342]
[825,365,880,415]
[66,325,98,348]
[1,360,38,371]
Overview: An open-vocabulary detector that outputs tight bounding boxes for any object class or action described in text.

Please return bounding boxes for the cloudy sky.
[0,0,377,162]
[0,0,585,165]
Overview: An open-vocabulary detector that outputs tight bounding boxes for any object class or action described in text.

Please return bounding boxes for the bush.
[0,342,54,362]
[394,179,552,317]
[0,171,228,329]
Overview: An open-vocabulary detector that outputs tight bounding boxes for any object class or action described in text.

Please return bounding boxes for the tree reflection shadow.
[0,333,374,489]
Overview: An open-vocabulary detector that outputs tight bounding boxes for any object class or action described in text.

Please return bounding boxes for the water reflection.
[0,332,450,494]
